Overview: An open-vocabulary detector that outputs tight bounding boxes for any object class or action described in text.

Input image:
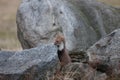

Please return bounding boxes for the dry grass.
[48,63,108,80]
[0,0,21,51]
[0,0,119,51]
[98,0,120,7]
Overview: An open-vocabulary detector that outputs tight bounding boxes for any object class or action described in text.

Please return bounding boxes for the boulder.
[87,29,120,75]
[0,44,58,80]
[17,0,120,53]
[0,51,15,63]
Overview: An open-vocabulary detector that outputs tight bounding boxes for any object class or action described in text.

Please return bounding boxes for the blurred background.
[0,0,21,51]
[0,0,120,51]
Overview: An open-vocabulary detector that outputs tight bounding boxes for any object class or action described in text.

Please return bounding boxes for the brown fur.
[54,34,71,71]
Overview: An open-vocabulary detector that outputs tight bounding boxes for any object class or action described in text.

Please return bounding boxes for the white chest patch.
[58,42,64,51]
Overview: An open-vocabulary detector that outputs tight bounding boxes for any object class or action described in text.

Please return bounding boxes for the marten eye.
[56,41,59,43]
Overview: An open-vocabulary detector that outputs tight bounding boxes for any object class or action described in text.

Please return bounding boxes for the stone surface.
[0,51,15,63]
[17,0,120,53]
[87,29,120,75]
[0,44,58,80]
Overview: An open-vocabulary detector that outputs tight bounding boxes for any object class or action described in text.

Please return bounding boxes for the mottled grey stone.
[0,51,15,63]
[17,0,120,54]
[0,44,58,80]
[87,29,120,75]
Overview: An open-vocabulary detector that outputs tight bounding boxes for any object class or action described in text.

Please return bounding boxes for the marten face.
[54,34,65,51]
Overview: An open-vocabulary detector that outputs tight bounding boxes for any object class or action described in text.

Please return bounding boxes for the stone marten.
[54,34,71,72]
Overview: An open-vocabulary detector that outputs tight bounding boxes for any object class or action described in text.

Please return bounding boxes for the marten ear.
[54,33,65,42]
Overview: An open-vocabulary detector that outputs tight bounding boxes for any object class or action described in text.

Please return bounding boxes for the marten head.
[54,34,65,51]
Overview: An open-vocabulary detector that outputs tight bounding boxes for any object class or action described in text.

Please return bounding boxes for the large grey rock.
[0,44,58,80]
[87,29,120,75]
[0,51,15,63]
[17,0,120,53]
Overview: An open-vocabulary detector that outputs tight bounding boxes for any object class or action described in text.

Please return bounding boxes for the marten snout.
[54,40,60,47]
[54,34,64,45]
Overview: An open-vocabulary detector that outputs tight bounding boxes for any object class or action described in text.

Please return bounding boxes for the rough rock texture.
[0,44,58,80]
[17,0,120,53]
[87,29,120,75]
[0,51,15,63]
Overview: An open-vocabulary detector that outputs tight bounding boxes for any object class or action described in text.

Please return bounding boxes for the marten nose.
[54,41,59,45]
[54,42,60,48]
